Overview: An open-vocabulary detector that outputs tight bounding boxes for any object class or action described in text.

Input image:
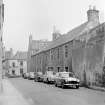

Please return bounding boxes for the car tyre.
[76,85,79,89]
[55,82,57,87]
[34,79,36,82]
[61,83,65,89]
[46,78,49,84]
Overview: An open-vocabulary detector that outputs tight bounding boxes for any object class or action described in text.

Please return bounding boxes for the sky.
[3,0,105,53]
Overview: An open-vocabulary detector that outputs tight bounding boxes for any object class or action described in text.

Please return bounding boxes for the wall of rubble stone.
[72,24,105,86]
[31,23,105,86]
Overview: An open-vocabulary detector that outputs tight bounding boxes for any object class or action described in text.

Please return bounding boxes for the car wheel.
[46,78,49,84]
[55,82,57,87]
[34,79,36,82]
[36,79,38,82]
[61,83,65,89]
[76,85,79,89]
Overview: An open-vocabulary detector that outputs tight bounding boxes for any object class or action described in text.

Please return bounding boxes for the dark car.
[34,72,43,82]
[55,72,80,89]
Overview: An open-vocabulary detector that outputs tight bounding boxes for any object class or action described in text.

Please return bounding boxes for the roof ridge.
[32,22,88,56]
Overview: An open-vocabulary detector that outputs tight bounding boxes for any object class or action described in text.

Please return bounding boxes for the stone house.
[3,48,13,71]
[4,50,27,76]
[31,7,105,86]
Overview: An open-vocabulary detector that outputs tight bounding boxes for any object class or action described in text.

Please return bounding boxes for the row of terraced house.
[27,7,105,86]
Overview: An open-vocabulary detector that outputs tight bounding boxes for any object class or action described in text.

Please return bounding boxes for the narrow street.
[7,77,105,105]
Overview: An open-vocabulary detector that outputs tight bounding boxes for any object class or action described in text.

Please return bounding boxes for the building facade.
[3,48,13,70]
[4,50,27,76]
[27,35,51,72]
[30,7,105,86]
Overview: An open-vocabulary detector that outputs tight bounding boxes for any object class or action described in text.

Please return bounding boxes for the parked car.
[28,72,35,80]
[34,72,43,82]
[22,73,26,78]
[23,73,29,79]
[43,71,56,84]
[55,72,80,89]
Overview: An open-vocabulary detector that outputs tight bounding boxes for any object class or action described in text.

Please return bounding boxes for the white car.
[43,71,56,84]
[55,72,80,89]
[23,73,29,79]
[28,72,35,80]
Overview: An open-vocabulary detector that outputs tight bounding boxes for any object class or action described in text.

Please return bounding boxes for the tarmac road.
[8,78,105,105]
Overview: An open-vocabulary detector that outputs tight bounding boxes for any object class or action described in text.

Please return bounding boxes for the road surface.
[8,78,105,105]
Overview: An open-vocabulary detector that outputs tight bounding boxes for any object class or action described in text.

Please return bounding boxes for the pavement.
[88,85,105,92]
[0,79,32,105]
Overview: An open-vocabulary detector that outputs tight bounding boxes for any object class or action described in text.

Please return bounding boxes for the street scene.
[0,0,105,105]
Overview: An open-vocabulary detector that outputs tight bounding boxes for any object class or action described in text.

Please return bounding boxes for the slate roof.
[5,51,13,60]
[12,51,27,60]
[33,22,88,55]
[32,20,104,56]
[31,40,39,50]
[31,40,51,50]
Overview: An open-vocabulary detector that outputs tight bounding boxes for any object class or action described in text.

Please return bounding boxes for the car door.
[59,74,63,86]
[57,73,62,86]
[55,73,59,85]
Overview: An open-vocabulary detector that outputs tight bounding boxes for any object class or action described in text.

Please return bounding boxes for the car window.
[60,73,69,78]
[69,73,75,77]
[59,73,62,77]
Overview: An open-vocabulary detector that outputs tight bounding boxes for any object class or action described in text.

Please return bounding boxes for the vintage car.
[55,72,80,89]
[23,73,29,79]
[28,72,35,80]
[34,72,43,82]
[43,71,56,84]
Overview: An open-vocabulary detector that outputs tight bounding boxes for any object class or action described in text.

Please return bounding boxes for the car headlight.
[77,79,80,82]
[63,79,67,83]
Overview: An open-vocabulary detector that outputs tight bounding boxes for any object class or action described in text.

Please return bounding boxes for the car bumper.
[37,78,43,81]
[64,83,79,87]
[49,79,55,83]
[29,77,35,79]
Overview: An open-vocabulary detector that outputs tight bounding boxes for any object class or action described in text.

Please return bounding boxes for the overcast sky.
[3,0,105,52]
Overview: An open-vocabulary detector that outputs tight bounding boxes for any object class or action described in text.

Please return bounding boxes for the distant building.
[4,50,27,76]
[31,6,105,86]
[52,26,62,41]
[27,35,51,72]
[3,48,13,70]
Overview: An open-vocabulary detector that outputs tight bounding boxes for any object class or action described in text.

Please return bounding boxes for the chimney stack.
[87,5,99,23]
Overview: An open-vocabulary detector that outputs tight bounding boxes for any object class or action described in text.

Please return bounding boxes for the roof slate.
[31,40,51,50]
[33,22,88,55]
[5,51,13,59]
[32,21,104,56]
[11,51,27,60]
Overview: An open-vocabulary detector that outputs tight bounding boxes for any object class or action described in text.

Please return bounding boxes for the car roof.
[57,72,74,74]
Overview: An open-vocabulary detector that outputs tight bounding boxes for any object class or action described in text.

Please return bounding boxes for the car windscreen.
[61,73,74,78]
[46,71,54,75]
[37,72,42,75]
[30,72,34,75]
